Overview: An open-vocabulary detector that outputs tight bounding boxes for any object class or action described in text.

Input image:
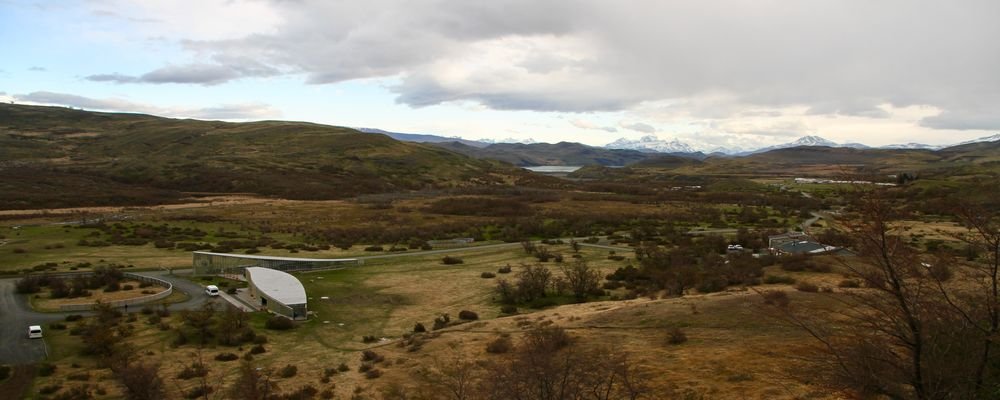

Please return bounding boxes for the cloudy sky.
[1,0,998,150]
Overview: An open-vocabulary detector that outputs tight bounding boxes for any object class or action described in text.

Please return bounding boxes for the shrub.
[177,362,208,380]
[39,384,61,394]
[227,287,237,294]
[122,284,134,291]
[607,255,626,261]
[38,363,57,376]
[250,344,267,354]
[49,323,67,330]
[364,245,384,252]
[364,368,383,379]
[65,314,83,322]
[279,364,298,378]
[253,335,268,344]
[0,365,9,380]
[667,328,688,345]
[485,336,513,354]
[140,306,154,315]
[412,322,426,333]
[12,248,26,254]
[265,315,294,330]
[500,305,518,314]
[761,290,790,307]
[838,279,861,288]
[214,353,239,362]
[458,310,479,320]
[441,256,464,265]
[337,363,350,372]
[795,282,819,293]
[361,350,385,363]
[362,335,378,343]
[764,275,796,285]
[481,272,496,278]
[358,362,373,373]
[497,265,512,274]
[184,385,213,399]
[432,314,451,330]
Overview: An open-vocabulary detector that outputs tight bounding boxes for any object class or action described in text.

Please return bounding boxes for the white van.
[205,285,220,297]
[28,325,43,339]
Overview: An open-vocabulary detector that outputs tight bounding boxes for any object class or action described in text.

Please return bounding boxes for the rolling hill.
[0,104,551,209]
[433,141,659,166]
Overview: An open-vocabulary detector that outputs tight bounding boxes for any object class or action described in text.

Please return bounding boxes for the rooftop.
[245,267,307,305]
[193,251,356,263]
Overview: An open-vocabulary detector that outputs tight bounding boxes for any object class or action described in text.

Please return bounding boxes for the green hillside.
[0,104,550,209]
[433,141,657,166]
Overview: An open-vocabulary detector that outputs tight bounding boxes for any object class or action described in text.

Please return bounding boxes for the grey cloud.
[85,63,278,86]
[920,110,1000,131]
[124,0,1000,126]
[13,91,280,120]
[28,66,46,72]
[621,122,655,133]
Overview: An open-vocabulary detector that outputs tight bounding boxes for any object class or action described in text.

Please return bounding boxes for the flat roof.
[245,267,307,305]
[193,251,357,263]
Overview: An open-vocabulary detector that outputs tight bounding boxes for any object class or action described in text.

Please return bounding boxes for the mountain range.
[360,128,1000,157]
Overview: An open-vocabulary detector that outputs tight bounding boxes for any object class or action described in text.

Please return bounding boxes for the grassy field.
[24,240,866,399]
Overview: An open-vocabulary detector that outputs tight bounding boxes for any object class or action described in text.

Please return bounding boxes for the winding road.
[0,270,213,365]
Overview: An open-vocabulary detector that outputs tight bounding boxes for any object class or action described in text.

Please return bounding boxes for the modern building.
[244,267,308,320]
[191,251,360,276]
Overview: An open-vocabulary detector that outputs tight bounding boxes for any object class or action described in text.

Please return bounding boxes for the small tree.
[561,260,602,302]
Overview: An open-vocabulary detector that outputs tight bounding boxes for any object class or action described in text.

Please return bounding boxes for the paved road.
[0,270,214,365]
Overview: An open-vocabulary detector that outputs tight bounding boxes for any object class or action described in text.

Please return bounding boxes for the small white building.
[245,267,308,320]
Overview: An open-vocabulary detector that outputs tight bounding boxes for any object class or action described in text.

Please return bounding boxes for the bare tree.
[228,359,278,400]
[762,187,997,399]
[561,260,602,302]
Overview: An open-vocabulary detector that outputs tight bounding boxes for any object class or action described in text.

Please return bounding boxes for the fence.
[57,272,173,312]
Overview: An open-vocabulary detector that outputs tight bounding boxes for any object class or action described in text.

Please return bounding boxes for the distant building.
[768,232,846,256]
[426,238,475,248]
[191,251,360,276]
[245,267,308,320]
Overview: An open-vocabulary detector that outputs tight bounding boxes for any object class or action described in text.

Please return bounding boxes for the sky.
[1,0,998,151]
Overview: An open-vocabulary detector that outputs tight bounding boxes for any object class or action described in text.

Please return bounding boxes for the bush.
[667,328,688,345]
[177,362,208,380]
[265,315,294,330]
[500,305,518,314]
[65,314,83,322]
[362,335,378,343]
[361,350,385,363]
[122,284,134,291]
[458,310,479,320]
[0,365,9,381]
[253,335,268,345]
[364,245,384,252]
[39,384,61,394]
[279,364,298,378]
[412,322,426,333]
[764,275,796,285]
[337,363,350,372]
[184,385,213,399]
[480,272,496,278]
[795,282,819,292]
[38,363,57,376]
[432,314,451,330]
[250,344,267,354]
[485,336,513,353]
[761,290,790,307]
[364,368,383,379]
[214,353,239,362]
[497,265,512,274]
[49,323,67,330]
[441,256,464,265]
[227,287,237,295]
[838,279,861,288]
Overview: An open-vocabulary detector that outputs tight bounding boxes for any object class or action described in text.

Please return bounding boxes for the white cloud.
[570,119,616,132]
[13,91,281,120]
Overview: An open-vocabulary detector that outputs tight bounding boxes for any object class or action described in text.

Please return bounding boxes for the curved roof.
[194,251,356,263]
[245,267,307,305]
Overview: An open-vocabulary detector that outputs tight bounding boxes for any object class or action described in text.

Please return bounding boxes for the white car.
[205,285,220,296]
[28,325,43,339]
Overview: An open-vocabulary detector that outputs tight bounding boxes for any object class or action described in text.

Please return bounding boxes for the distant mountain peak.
[790,135,838,147]
[604,135,696,153]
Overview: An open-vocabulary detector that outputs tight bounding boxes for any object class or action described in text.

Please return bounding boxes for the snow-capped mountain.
[881,143,941,150]
[745,135,840,154]
[604,135,697,153]
[952,133,1000,147]
[480,137,539,145]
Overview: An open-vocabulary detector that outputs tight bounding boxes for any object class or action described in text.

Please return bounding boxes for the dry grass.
[31,280,168,311]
